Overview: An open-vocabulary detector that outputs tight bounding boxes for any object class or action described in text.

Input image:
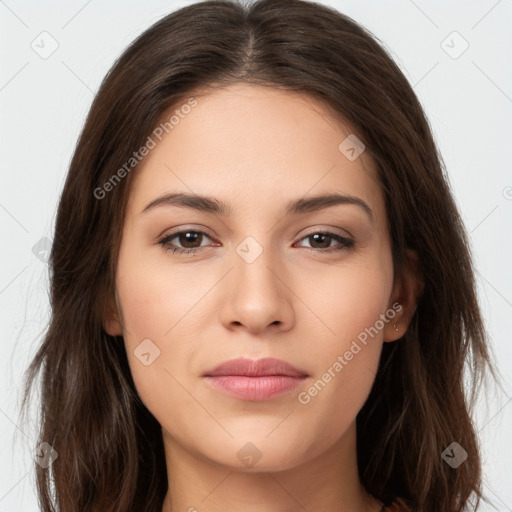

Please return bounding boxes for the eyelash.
[157,229,354,256]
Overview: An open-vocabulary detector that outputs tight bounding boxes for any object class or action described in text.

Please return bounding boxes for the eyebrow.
[141,192,373,221]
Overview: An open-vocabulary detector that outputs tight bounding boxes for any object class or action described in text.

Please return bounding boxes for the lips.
[202,357,308,378]
[202,357,309,401]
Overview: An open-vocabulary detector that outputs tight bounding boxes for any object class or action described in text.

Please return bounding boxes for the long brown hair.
[20,0,498,510]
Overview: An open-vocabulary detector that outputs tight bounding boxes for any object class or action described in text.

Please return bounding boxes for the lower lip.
[203,375,306,401]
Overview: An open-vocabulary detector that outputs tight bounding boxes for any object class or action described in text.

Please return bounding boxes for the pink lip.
[202,357,308,401]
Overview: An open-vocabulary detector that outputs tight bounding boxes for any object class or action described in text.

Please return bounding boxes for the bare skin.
[104,83,422,512]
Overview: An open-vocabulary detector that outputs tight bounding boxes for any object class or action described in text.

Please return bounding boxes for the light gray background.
[1,0,511,509]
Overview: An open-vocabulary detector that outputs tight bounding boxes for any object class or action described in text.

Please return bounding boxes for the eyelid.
[299,225,353,239]
[157,224,216,240]
[159,224,352,241]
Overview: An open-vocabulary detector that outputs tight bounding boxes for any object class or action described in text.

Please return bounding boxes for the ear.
[383,248,424,342]
[102,289,123,336]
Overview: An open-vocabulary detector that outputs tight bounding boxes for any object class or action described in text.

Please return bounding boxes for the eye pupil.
[309,233,331,249]
[179,231,202,248]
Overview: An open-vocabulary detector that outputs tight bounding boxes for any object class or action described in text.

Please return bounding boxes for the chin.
[184,432,311,473]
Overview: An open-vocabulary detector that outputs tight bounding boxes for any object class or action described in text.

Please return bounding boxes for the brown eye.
[158,230,215,255]
[295,232,354,252]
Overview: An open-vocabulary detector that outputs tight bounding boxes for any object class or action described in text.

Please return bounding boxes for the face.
[106,83,408,472]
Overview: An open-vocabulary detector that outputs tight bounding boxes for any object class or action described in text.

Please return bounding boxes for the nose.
[219,243,295,335]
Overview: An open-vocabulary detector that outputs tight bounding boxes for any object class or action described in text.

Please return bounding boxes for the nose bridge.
[233,233,283,299]
[221,233,293,332]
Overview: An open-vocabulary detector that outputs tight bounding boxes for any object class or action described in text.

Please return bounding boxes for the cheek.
[293,259,390,438]
[114,247,204,415]
[115,243,215,342]
[294,324,383,456]
[306,257,391,344]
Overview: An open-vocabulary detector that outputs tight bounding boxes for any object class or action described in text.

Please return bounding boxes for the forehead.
[126,83,386,231]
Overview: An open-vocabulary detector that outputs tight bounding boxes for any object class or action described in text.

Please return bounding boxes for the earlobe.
[383,248,424,343]
[102,291,123,336]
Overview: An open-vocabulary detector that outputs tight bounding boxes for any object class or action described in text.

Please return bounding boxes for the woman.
[21,0,497,510]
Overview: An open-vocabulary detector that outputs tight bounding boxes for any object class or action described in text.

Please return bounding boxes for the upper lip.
[202,357,308,378]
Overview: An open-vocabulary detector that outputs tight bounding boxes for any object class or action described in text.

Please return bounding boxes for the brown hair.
[20,0,498,510]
